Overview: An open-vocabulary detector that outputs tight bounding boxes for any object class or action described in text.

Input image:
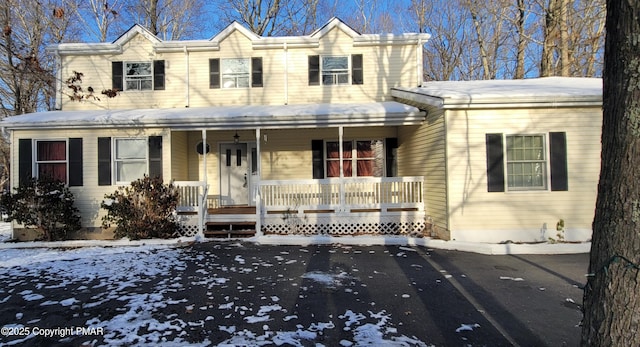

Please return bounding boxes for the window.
[222,58,250,88]
[506,135,546,190]
[112,60,165,91]
[35,140,67,182]
[98,136,163,186]
[114,138,147,184]
[209,58,263,89]
[322,56,349,85]
[325,140,384,177]
[485,132,568,192]
[18,138,83,186]
[309,54,363,86]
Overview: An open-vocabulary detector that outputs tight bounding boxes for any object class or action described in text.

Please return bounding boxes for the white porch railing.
[258,176,424,213]
[174,181,208,236]
[258,176,425,235]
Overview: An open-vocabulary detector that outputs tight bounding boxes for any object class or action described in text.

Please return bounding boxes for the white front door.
[220,143,249,205]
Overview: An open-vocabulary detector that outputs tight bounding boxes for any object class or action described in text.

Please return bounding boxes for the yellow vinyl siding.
[59,26,421,110]
[444,107,601,242]
[397,111,448,233]
[10,128,171,228]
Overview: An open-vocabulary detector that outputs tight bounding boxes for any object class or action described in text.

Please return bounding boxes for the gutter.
[391,87,602,110]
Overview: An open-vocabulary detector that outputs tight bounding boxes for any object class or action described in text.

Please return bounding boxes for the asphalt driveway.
[0,242,587,346]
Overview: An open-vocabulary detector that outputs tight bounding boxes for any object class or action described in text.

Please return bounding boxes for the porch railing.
[258,176,424,213]
[174,181,208,235]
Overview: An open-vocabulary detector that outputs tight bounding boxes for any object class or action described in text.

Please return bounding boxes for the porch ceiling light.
[233,131,240,143]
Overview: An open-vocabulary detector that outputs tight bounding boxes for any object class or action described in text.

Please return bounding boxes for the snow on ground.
[0,222,11,243]
[0,242,432,346]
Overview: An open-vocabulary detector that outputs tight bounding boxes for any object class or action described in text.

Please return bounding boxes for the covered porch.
[168,101,428,237]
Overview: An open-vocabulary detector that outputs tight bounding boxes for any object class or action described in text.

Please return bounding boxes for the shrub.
[101,175,179,240]
[2,176,81,241]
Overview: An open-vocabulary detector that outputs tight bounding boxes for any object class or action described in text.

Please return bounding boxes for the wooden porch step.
[204,221,256,238]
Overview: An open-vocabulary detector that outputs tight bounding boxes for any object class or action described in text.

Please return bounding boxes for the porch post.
[339,126,345,210]
[255,128,263,236]
[199,129,207,238]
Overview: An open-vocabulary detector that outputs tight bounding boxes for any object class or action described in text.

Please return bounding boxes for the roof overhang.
[392,77,603,110]
[1,102,425,131]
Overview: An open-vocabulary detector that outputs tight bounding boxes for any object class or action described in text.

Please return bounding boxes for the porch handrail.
[258,176,424,212]
[174,181,208,235]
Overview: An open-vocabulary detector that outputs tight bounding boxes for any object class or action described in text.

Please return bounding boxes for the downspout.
[54,49,62,110]
[255,128,262,236]
[284,43,289,105]
[184,46,190,107]
[416,38,423,86]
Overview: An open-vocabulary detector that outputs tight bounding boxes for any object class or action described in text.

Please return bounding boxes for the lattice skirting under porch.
[176,214,202,237]
[261,213,426,236]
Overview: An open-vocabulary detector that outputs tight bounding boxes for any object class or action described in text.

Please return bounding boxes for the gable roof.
[391,77,602,109]
[49,17,430,55]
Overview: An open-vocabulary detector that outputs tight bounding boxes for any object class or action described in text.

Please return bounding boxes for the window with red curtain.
[326,141,352,177]
[356,140,384,177]
[36,140,67,182]
[326,140,384,178]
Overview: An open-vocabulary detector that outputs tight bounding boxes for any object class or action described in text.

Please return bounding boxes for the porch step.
[204,222,256,238]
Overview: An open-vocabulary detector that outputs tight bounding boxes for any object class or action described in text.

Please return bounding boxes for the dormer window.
[112,60,165,91]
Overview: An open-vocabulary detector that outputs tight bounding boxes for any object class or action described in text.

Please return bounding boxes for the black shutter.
[98,137,112,186]
[386,138,398,177]
[486,134,505,192]
[18,139,32,186]
[209,58,220,89]
[312,140,324,179]
[112,61,123,90]
[308,55,320,86]
[68,138,83,186]
[549,132,568,191]
[251,57,263,87]
[352,54,363,85]
[153,60,165,90]
[148,136,163,179]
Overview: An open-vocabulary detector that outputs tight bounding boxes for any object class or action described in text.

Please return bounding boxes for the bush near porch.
[101,176,179,240]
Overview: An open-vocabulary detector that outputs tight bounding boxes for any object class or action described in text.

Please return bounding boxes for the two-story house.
[2,18,603,243]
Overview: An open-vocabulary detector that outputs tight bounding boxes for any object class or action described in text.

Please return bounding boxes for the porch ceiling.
[1,102,425,130]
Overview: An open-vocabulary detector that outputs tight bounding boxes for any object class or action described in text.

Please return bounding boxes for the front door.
[220,143,249,205]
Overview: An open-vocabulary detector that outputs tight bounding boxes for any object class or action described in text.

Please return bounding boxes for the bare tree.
[216,0,283,36]
[0,0,78,188]
[124,0,207,40]
[514,0,527,78]
[343,0,396,34]
[581,0,640,344]
[68,0,124,42]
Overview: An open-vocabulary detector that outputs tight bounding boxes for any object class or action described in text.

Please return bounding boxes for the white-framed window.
[322,56,349,85]
[125,62,153,90]
[35,139,67,183]
[506,134,547,190]
[325,139,384,177]
[309,54,363,86]
[221,58,250,88]
[114,138,148,184]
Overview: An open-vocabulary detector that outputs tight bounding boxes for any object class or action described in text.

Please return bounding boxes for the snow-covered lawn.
[0,242,438,346]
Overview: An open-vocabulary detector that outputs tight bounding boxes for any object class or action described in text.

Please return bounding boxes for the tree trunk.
[541,0,558,76]
[515,0,526,79]
[581,0,640,345]
[558,0,570,76]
